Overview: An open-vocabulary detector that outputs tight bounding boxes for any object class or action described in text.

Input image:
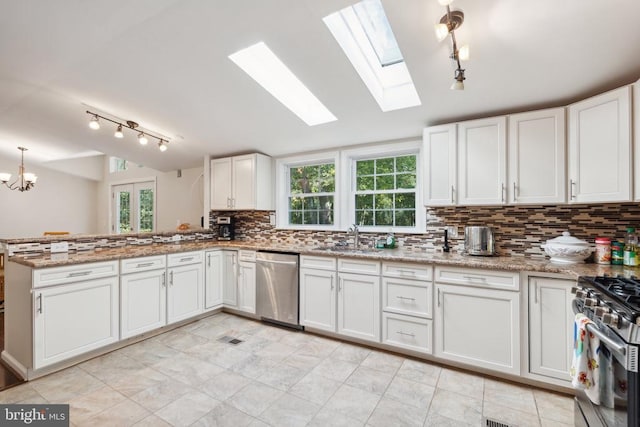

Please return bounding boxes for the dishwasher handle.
[257,259,298,266]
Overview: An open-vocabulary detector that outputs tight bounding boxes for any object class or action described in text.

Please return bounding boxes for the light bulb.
[23,173,36,183]
[158,140,168,152]
[458,44,470,61]
[0,173,11,182]
[450,80,464,90]
[434,23,449,42]
[138,132,148,145]
[438,0,453,5]
[114,124,124,138]
[88,115,100,130]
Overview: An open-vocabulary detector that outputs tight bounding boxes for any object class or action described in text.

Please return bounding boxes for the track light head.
[89,115,100,130]
[114,124,124,138]
[138,132,148,145]
[158,140,168,152]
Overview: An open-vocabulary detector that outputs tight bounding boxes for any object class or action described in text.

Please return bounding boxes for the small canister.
[595,237,611,264]
[611,241,624,265]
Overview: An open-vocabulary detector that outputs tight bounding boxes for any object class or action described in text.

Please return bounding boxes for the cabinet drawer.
[167,251,203,267]
[338,258,380,275]
[33,261,119,288]
[238,250,256,262]
[434,266,519,291]
[300,255,336,271]
[382,262,432,281]
[382,312,432,354]
[382,277,432,318]
[120,255,166,275]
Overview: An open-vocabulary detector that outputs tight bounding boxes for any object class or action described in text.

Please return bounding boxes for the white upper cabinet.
[458,117,507,205]
[634,81,640,201]
[568,85,631,203]
[423,124,457,206]
[210,153,274,210]
[508,108,566,204]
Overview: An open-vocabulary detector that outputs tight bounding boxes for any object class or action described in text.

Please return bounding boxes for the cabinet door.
[633,81,640,200]
[222,251,238,306]
[434,283,520,375]
[508,108,566,204]
[337,273,380,342]
[458,117,507,205]
[423,124,457,205]
[237,261,256,314]
[232,154,256,210]
[210,157,232,210]
[34,277,119,369]
[568,85,631,203]
[204,251,223,309]
[167,263,203,324]
[528,277,574,381]
[300,268,337,332]
[121,269,167,339]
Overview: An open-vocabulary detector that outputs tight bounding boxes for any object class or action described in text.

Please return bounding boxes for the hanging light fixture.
[86,110,171,152]
[434,0,469,90]
[0,147,38,192]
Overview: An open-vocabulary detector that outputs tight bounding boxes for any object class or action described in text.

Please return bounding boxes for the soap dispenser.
[386,233,396,249]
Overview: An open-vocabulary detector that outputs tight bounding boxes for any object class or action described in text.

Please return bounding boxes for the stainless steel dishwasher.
[255,251,301,329]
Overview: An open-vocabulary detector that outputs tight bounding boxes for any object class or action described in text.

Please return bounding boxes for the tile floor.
[0,313,575,426]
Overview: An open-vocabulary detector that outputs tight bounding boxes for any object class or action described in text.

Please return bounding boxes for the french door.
[111,181,156,233]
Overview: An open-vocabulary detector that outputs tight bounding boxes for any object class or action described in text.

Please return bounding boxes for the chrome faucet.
[348,223,360,249]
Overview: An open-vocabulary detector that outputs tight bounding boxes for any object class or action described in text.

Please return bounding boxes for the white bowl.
[541,231,592,264]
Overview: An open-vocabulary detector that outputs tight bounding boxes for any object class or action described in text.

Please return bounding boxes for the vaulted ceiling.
[0,0,638,172]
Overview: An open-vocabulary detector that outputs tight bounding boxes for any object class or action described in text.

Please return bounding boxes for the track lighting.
[85,110,171,152]
[0,147,38,192]
[434,0,469,90]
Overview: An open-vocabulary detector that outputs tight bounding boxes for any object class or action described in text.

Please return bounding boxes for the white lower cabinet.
[204,251,224,309]
[167,252,204,325]
[382,312,432,354]
[237,259,256,314]
[337,272,380,342]
[222,250,238,306]
[34,276,119,369]
[434,283,520,375]
[528,277,574,381]
[120,268,167,339]
[300,267,337,332]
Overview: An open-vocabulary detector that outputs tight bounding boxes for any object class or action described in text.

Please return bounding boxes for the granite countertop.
[5,240,632,279]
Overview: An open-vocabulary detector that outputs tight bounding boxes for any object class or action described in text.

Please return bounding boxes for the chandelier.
[86,110,170,152]
[0,147,38,192]
[434,0,469,90]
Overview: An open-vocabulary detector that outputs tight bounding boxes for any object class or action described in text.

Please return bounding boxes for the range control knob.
[602,313,620,327]
[584,298,598,307]
[594,306,610,317]
[574,289,588,299]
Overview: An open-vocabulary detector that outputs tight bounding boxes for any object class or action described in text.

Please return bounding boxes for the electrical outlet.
[50,242,69,253]
[171,234,182,242]
[446,226,458,238]
[269,213,276,226]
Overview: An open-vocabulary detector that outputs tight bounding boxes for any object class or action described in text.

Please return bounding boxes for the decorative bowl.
[541,231,592,264]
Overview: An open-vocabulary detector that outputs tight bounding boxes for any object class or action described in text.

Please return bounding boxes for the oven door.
[573,303,636,426]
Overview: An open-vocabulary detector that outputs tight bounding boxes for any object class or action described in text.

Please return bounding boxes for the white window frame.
[275,151,340,230]
[340,140,424,233]
[109,177,157,234]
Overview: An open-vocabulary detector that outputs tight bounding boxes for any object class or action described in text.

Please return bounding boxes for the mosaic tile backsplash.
[211,203,640,259]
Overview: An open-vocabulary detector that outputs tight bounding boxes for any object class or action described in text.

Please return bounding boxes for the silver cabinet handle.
[501,182,505,203]
[162,272,166,287]
[396,296,416,302]
[462,275,487,282]
[513,182,517,202]
[534,282,538,304]
[397,269,416,276]
[68,271,90,278]
[37,294,43,314]
[170,271,174,286]
[339,277,343,292]
[396,331,415,338]
[207,254,211,267]
[180,257,194,262]
[570,179,576,200]
[450,185,455,204]
[330,276,334,291]
[437,288,441,307]
[136,262,154,268]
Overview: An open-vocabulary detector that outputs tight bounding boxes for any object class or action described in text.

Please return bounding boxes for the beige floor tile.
[155,390,220,427]
[0,383,45,404]
[129,379,194,412]
[384,376,435,409]
[68,386,126,424]
[436,368,485,401]
[308,407,364,427]
[31,367,105,403]
[428,388,483,425]
[203,346,253,369]
[330,342,372,364]
[198,371,252,401]
[78,352,147,384]
[323,384,381,423]
[294,336,340,358]
[484,378,538,415]
[84,399,150,426]
[345,366,394,395]
[278,331,313,348]
[255,341,298,361]
[256,362,307,391]
[533,390,574,425]
[289,371,342,406]
[155,329,209,351]
[229,354,279,379]
[235,334,273,352]
[483,400,541,427]
[259,392,321,427]
[360,351,404,375]
[106,367,170,397]
[311,357,358,382]
[396,359,441,387]
[256,325,293,342]
[191,402,256,427]
[540,419,574,427]
[282,352,323,371]
[423,412,475,426]
[368,396,428,427]
[118,339,182,366]
[226,382,283,417]
[132,414,172,427]
[153,354,225,386]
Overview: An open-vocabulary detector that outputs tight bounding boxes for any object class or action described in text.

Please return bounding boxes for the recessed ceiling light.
[229,42,337,126]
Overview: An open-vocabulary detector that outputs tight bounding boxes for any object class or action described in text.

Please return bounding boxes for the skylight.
[324,0,421,112]
[229,42,337,126]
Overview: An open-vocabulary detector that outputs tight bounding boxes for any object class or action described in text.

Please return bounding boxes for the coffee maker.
[216,216,235,241]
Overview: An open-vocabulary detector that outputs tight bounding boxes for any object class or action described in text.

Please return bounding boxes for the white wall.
[97,159,204,233]
[0,153,99,239]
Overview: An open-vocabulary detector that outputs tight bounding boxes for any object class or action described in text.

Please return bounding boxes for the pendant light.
[434,0,469,90]
[0,147,38,192]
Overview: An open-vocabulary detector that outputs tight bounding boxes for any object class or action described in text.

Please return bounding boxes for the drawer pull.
[462,275,486,282]
[397,269,416,276]
[180,257,194,262]
[37,294,43,314]
[170,271,174,286]
[396,296,416,302]
[396,331,415,338]
[68,271,91,278]
[136,262,154,268]
[162,272,166,288]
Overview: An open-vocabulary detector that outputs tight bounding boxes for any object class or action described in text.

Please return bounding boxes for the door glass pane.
[138,188,154,232]
[118,192,131,233]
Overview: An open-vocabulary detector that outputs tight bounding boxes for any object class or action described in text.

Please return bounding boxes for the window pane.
[356,210,374,226]
[319,210,333,225]
[289,197,303,210]
[356,194,374,210]
[396,173,416,189]
[396,155,416,172]
[290,211,303,224]
[395,210,415,227]
[118,192,131,233]
[357,175,374,191]
[375,210,393,226]
[303,211,318,225]
[395,192,415,209]
[356,159,375,176]
[319,164,335,192]
[376,157,394,174]
[375,193,393,209]
[138,189,154,232]
[375,175,394,190]
[306,197,319,210]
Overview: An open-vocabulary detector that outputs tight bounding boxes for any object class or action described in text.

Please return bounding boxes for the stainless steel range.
[572,276,640,427]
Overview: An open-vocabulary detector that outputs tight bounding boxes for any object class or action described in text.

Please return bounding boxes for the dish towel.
[570,313,602,405]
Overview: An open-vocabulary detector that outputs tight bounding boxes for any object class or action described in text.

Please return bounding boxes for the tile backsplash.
[212,203,640,258]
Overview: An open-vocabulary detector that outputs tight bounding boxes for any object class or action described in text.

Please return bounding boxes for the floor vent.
[483,417,514,427]
[217,336,243,345]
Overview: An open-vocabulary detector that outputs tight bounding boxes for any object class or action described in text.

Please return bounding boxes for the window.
[354,154,417,227]
[109,157,128,173]
[111,181,156,234]
[288,162,336,226]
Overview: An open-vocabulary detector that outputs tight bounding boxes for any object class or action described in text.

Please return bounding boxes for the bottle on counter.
[386,233,396,249]
[611,241,624,265]
[595,237,612,264]
[623,227,638,267]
